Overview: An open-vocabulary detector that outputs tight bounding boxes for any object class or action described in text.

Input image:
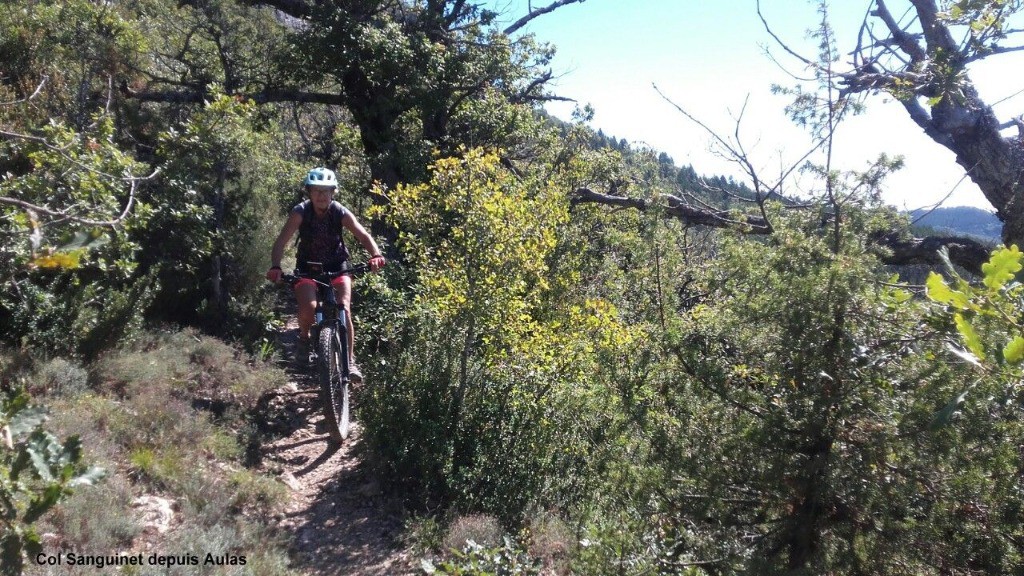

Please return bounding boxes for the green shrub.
[227,469,289,516]
[405,515,446,554]
[201,430,244,462]
[30,357,89,397]
[423,537,542,576]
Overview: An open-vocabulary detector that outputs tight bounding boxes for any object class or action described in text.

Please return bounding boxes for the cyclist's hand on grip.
[369,255,386,272]
[266,266,282,283]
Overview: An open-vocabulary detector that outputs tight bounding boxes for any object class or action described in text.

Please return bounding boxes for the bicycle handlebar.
[279,263,371,286]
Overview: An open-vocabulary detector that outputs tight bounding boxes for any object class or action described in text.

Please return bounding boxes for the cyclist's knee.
[333,286,351,307]
[297,298,315,313]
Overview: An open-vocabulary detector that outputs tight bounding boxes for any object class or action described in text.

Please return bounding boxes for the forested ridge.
[911,206,1002,242]
[2,1,1024,575]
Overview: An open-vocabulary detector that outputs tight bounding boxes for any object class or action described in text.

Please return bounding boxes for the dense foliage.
[1,1,1022,574]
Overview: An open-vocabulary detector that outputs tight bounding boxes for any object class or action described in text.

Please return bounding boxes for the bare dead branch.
[503,0,588,35]
[652,85,747,172]
[967,43,1024,62]
[572,187,990,274]
[871,231,991,274]
[910,168,974,225]
[873,0,927,62]
[997,115,1024,136]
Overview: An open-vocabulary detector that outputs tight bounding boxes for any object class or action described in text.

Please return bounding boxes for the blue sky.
[490,0,1024,211]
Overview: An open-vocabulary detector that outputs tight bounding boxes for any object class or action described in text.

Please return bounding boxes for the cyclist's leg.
[294,281,317,341]
[331,275,354,364]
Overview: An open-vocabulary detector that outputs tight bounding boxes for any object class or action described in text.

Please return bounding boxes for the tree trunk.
[841,0,1024,248]
[918,95,1024,247]
[209,163,228,323]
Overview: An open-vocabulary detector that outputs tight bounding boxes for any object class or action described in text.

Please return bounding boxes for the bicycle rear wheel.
[315,322,350,442]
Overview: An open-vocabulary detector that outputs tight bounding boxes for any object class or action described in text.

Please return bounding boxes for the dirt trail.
[258,318,415,576]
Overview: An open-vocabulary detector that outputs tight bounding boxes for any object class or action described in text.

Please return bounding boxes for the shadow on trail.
[294,443,341,477]
[267,436,327,453]
[285,435,409,576]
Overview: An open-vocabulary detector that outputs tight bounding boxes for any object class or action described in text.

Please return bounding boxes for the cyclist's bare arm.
[341,212,382,258]
[270,212,304,268]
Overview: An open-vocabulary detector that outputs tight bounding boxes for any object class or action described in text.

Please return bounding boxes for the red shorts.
[293,274,350,290]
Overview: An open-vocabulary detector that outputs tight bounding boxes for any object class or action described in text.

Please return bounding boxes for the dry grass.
[442,513,506,551]
[20,328,299,575]
[528,513,576,576]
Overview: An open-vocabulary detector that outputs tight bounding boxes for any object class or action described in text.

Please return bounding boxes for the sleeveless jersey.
[292,200,350,271]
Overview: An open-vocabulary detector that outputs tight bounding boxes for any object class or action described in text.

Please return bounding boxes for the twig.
[0,168,159,227]
[0,76,47,106]
[909,168,975,225]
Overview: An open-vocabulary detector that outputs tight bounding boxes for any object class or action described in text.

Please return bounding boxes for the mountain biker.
[266,167,385,381]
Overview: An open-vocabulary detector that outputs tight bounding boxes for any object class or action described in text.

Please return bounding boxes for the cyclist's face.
[308,186,335,210]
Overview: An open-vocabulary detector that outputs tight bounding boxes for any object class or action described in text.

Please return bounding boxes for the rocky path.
[258,319,415,576]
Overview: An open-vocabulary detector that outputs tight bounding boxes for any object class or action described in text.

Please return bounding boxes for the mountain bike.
[281,263,368,443]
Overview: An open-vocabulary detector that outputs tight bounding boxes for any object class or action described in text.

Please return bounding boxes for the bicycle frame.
[311,275,344,345]
[284,262,369,345]
[280,262,369,442]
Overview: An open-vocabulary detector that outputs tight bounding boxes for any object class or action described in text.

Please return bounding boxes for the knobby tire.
[316,321,350,443]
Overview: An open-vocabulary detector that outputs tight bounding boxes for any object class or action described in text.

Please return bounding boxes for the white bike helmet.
[304,167,338,188]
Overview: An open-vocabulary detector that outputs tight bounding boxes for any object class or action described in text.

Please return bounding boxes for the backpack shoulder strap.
[294,200,313,246]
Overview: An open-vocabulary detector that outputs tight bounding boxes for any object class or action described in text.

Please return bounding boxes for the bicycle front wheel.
[316,324,350,442]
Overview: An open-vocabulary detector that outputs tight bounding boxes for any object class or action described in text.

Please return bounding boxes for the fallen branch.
[870,232,992,274]
[570,186,772,234]
[571,186,993,274]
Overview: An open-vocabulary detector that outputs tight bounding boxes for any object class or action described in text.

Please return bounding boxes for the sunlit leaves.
[29,251,84,270]
[981,243,1022,289]
[926,272,971,309]
[367,146,643,520]
[925,244,1024,421]
[1002,336,1024,364]
[954,312,986,359]
[1,114,145,271]
[939,0,1022,41]
[378,147,569,356]
[26,231,112,270]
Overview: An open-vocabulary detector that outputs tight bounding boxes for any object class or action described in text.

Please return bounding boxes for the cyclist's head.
[304,167,338,191]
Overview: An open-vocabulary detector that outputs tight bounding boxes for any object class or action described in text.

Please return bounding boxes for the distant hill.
[910,206,1002,242]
